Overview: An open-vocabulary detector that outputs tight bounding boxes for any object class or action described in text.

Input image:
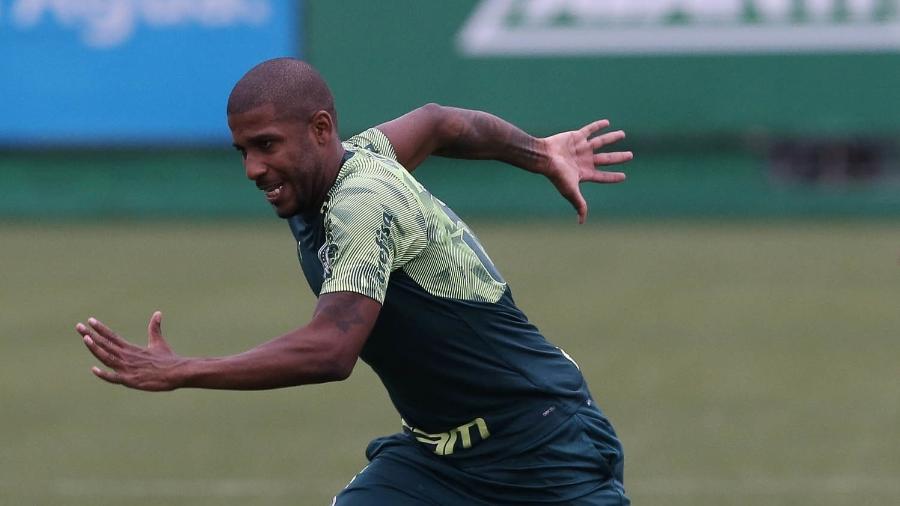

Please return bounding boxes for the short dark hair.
[227,57,336,126]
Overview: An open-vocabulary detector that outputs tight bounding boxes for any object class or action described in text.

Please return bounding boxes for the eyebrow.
[250,133,281,145]
[232,134,274,150]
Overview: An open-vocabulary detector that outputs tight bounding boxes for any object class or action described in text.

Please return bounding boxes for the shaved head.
[227,58,336,127]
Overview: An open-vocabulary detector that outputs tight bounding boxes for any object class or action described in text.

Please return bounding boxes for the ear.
[310,110,335,145]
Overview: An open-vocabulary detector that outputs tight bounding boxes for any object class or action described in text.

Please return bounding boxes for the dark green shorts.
[333,404,629,505]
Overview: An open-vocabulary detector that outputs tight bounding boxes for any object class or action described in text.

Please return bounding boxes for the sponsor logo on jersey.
[374,211,394,285]
[403,417,491,456]
[458,0,900,55]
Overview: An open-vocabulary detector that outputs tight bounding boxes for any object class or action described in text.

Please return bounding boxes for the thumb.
[575,199,587,225]
[148,310,165,348]
[567,190,588,225]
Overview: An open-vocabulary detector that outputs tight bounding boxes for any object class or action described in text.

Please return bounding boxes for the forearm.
[434,107,550,174]
[174,327,351,390]
[80,294,377,392]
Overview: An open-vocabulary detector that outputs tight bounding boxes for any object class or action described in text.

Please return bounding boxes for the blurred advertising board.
[308,1,900,139]
[0,0,299,146]
[459,0,900,55]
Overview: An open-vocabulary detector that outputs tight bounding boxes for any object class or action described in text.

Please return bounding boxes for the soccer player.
[77,58,633,505]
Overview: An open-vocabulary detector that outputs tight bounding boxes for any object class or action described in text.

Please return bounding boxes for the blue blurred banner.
[0,0,299,146]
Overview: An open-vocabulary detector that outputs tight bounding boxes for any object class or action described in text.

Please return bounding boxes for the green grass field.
[1,220,898,505]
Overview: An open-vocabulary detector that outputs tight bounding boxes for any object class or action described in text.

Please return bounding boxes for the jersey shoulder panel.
[400,184,508,303]
[335,128,508,304]
[343,127,398,161]
[318,151,428,302]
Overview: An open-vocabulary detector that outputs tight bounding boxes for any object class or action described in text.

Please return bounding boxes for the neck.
[306,142,346,215]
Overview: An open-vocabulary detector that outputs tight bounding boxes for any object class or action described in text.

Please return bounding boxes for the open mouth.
[261,183,284,202]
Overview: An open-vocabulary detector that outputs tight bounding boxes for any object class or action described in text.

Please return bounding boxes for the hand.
[540,119,633,224]
[76,311,184,391]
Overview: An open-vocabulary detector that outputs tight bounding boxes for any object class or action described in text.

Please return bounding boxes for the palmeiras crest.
[318,242,338,280]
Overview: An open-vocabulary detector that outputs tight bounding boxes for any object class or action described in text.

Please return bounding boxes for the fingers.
[76,317,141,386]
[77,314,176,391]
[579,119,610,137]
[87,317,124,345]
[86,317,142,353]
[77,322,123,360]
[589,130,626,149]
[594,151,633,166]
[583,170,627,184]
[91,366,125,386]
[77,322,126,385]
[81,333,121,369]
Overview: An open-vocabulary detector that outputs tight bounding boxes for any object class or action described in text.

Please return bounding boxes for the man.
[77,58,633,504]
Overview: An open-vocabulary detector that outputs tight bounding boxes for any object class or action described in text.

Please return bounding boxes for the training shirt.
[288,128,595,460]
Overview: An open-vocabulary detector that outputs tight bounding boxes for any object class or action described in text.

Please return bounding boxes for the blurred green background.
[3,1,900,505]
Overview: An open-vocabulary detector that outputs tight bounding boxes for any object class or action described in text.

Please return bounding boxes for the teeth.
[265,184,283,201]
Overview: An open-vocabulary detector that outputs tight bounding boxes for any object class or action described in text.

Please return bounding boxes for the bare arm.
[76,292,379,391]
[377,103,548,173]
[377,103,633,223]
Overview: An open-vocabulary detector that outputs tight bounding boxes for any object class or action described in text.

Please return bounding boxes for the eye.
[261,139,273,151]
[234,146,247,160]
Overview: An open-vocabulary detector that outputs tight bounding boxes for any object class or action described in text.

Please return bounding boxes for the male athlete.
[77,58,633,504]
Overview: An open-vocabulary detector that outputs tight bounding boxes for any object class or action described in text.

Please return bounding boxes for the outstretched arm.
[377,103,633,224]
[76,292,379,391]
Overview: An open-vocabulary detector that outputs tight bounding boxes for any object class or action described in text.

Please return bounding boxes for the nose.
[244,154,266,181]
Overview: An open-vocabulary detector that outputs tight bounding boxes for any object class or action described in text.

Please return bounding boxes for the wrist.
[167,356,199,389]
[530,137,552,176]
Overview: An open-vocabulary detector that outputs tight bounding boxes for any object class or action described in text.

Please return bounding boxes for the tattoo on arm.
[436,108,547,173]
[316,294,366,334]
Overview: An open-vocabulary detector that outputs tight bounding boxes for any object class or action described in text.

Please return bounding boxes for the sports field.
[1,220,898,505]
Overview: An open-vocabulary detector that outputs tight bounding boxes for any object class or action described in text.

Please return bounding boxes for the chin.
[273,197,304,219]
[274,205,297,219]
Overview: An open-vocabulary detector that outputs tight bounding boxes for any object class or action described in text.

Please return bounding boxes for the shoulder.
[325,155,426,237]
[331,154,409,206]
[343,127,398,161]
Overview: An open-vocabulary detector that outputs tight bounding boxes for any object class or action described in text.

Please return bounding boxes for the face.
[228,103,333,218]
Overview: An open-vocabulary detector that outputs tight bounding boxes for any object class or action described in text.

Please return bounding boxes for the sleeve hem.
[319,284,385,305]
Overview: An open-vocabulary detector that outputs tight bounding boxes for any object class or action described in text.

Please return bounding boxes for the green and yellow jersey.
[289,128,605,460]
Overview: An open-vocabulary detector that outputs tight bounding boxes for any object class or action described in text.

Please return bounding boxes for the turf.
[1,220,898,505]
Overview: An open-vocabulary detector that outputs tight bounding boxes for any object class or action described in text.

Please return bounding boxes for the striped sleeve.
[344,128,398,161]
[319,171,427,303]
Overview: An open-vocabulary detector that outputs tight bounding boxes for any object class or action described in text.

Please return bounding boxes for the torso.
[288,129,592,460]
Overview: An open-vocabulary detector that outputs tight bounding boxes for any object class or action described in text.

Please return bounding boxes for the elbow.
[325,359,355,382]
[285,340,357,384]
[421,102,466,144]
[316,349,358,383]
